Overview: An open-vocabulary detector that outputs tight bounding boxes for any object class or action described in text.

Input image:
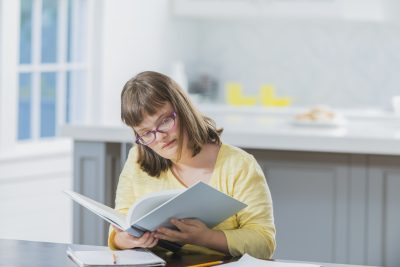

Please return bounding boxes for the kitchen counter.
[62,105,400,266]
[61,105,400,156]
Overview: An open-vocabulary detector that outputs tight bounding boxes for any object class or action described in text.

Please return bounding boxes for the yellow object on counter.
[259,85,292,107]
[225,83,257,106]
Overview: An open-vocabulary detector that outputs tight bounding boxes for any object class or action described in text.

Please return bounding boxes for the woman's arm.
[155,156,276,258]
[108,148,138,250]
[221,155,276,259]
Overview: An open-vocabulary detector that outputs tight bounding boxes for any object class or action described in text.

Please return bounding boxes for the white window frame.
[0,0,19,154]
[19,0,91,140]
[0,0,97,159]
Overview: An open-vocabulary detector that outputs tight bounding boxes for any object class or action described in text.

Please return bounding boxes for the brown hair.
[121,71,223,177]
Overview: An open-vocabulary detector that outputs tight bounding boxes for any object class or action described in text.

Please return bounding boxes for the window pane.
[19,0,33,64]
[67,0,86,63]
[18,73,32,140]
[40,72,57,137]
[66,70,86,123]
[41,0,59,63]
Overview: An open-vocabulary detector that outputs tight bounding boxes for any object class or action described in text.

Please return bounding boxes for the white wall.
[194,19,400,109]
[0,148,72,243]
[183,3,400,110]
[0,0,182,244]
[0,0,74,244]
[95,1,400,115]
[98,0,183,125]
[0,0,18,152]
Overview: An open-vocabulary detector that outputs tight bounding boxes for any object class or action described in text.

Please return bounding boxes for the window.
[18,0,89,141]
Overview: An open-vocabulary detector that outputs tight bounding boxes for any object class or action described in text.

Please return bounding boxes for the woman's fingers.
[181,218,203,226]
[143,233,157,247]
[137,232,159,248]
[155,227,185,243]
[114,230,161,249]
[148,237,159,248]
[170,218,192,232]
[154,218,211,246]
[137,232,151,244]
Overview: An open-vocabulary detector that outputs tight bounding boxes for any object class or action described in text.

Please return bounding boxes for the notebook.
[66,247,166,267]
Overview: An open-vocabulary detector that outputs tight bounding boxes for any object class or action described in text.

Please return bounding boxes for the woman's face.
[134,103,185,160]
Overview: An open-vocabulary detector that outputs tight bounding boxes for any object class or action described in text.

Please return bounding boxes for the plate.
[290,117,347,128]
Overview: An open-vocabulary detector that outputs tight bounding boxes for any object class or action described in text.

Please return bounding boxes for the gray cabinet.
[70,140,399,267]
[248,150,351,263]
[246,149,400,267]
[367,156,400,267]
[72,141,125,245]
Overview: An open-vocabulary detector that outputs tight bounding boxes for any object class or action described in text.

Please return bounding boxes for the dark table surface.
[0,239,232,267]
[0,239,376,267]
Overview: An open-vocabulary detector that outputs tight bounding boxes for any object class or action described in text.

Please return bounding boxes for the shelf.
[172,0,386,21]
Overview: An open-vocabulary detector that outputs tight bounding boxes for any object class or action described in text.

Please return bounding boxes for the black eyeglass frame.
[134,111,177,146]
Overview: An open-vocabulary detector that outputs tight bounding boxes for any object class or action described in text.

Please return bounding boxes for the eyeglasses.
[135,111,177,145]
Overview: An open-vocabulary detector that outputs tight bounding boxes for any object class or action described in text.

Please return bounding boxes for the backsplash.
[171,18,400,110]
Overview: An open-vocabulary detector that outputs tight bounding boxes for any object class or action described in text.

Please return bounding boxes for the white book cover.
[67,247,166,267]
[64,181,247,237]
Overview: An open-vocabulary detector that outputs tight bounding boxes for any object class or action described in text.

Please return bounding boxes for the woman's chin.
[158,147,178,160]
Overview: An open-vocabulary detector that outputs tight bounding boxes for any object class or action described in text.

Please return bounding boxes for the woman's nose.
[156,131,169,142]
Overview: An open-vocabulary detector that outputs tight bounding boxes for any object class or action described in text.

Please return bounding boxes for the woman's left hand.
[154,218,213,247]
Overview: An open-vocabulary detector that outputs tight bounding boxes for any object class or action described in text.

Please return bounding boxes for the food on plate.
[295,106,337,123]
[292,106,347,128]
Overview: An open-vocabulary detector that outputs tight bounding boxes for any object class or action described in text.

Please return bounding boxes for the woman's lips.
[162,139,176,149]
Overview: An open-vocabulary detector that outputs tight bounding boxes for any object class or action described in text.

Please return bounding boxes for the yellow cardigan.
[108,143,276,259]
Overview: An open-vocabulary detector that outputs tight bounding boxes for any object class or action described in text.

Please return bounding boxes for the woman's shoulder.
[220,143,255,163]
[216,144,264,186]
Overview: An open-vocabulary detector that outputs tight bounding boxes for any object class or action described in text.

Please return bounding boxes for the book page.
[217,254,321,267]
[127,189,182,225]
[64,190,127,229]
[131,182,247,231]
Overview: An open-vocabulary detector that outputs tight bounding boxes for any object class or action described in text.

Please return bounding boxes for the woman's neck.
[171,143,221,187]
[173,143,220,170]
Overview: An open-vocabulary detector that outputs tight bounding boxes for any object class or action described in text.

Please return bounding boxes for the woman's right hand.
[113,226,158,249]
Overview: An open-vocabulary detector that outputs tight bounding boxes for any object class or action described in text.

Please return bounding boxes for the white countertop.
[61,105,400,156]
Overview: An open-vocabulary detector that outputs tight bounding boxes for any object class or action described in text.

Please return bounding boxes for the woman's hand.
[154,218,217,248]
[113,226,158,249]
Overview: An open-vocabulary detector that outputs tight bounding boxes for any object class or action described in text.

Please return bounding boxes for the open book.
[64,182,247,250]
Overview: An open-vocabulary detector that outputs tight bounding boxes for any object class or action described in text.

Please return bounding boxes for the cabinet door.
[247,150,351,263]
[367,156,400,267]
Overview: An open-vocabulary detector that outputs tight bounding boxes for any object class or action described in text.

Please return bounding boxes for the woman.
[108,71,276,259]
